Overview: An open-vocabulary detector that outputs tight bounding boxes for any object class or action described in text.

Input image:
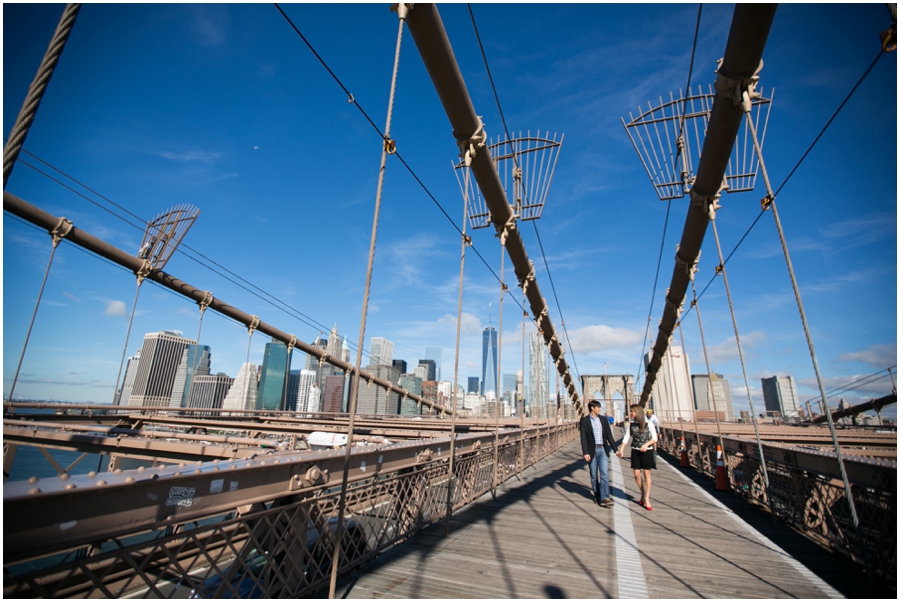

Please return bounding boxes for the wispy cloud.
[191,5,229,46]
[159,150,223,163]
[705,331,767,364]
[104,300,128,317]
[836,343,896,370]
[63,292,82,303]
[437,312,483,336]
[569,324,643,353]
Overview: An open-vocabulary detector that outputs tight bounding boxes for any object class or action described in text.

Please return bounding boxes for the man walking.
[580,399,616,507]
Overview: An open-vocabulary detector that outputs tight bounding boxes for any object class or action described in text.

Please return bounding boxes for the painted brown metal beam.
[404,4,582,413]
[641,4,777,404]
[2,191,449,414]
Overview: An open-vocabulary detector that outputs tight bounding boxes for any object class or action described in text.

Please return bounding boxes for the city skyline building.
[370,337,394,366]
[117,349,141,406]
[468,376,480,394]
[645,345,693,420]
[527,332,548,410]
[392,359,408,375]
[417,359,437,382]
[168,344,211,408]
[221,362,258,411]
[762,375,800,417]
[124,330,194,407]
[187,373,233,410]
[501,373,516,404]
[322,374,345,414]
[482,326,498,398]
[295,369,317,412]
[691,373,734,418]
[399,374,423,415]
[258,341,290,411]
[424,346,442,382]
[356,364,400,414]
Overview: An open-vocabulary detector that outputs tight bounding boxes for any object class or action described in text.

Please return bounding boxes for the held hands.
[616,448,623,458]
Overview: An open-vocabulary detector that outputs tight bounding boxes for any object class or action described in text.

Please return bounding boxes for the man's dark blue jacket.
[579,414,616,459]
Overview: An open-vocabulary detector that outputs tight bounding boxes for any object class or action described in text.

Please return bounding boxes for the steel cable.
[3,4,81,188]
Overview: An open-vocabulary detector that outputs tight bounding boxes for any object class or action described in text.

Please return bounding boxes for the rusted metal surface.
[657,424,896,581]
[3,422,578,598]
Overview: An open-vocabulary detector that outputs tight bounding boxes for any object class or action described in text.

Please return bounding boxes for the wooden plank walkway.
[329,439,881,599]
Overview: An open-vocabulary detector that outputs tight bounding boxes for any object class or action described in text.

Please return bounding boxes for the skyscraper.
[392,359,408,375]
[322,374,345,414]
[187,373,233,409]
[527,332,547,409]
[126,330,194,407]
[417,360,436,381]
[295,369,317,412]
[467,376,480,394]
[644,345,693,420]
[304,334,328,385]
[169,344,211,408]
[399,374,423,415]
[762,375,800,417]
[116,349,141,406]
[370,337,394,366]
[356,364,400,414]
[258,341,290,411]
[502,373,517,404]
[424,346,442,382]
[221,362,258,411]
[692,373,734,418]
[482,326,498,397]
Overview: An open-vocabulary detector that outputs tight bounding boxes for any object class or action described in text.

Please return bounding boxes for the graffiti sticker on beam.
[166,486,196,507]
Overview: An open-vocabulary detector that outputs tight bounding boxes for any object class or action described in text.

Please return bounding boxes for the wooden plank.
[329,440,869,598]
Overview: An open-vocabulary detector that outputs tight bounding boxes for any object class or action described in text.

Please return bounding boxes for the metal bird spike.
[454,131,564,230]
[137,204,200,269]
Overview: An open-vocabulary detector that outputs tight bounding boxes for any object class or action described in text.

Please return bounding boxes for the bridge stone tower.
[581,374,635,422]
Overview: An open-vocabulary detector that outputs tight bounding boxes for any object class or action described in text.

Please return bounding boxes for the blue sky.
[3,3,896,419]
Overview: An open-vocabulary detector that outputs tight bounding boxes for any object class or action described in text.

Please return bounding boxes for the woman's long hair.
[630,404,646,432]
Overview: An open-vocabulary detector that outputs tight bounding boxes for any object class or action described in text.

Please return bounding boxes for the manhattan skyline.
[3,4,896,420]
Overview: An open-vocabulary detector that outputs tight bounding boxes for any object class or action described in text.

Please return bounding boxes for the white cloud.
[103,300,128,317]
[705,331,767,364]
[568,324,643,353]
[62,292,82,304]
[191,5,229,46]
[438,312,482,335]
[836,343,897,370]
[159,150,223,163]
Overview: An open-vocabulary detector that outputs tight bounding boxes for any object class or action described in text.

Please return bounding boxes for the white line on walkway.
[610,453,648,599]
[660,457,844,599]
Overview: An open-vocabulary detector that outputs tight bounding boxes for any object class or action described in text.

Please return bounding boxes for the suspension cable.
[3,4,81,188]
[683,47,887,320]
[467,3,580,391]
[708,204,776,522]
[635,4,702,393]
[328,6,406,596]
[743,89,861,531]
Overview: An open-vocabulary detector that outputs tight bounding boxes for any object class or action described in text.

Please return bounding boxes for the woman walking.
[616,404,658,510]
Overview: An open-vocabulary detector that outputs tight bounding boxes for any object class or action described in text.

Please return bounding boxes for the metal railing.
[656,424,896,582]
[4,422,578,598]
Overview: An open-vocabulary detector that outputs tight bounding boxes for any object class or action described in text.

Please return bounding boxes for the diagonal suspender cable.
[686,276,721,475]
[274,3,530,320]
[492,238,506,490]
[708,206,775,523]
[6,218,73,402]
[683,48,886,319]
[3,4,81,188]
[328,7,406,596]
[640,4,776,405]
[742,93,862,536]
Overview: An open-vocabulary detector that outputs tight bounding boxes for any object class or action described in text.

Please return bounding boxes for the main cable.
[468,3,581,381]
[681,47,887,320]
[274,3,531,318]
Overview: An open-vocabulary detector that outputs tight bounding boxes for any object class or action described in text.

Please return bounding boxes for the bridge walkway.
[330,439,874,599]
